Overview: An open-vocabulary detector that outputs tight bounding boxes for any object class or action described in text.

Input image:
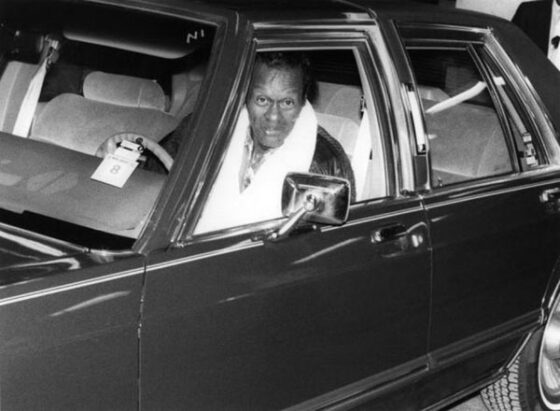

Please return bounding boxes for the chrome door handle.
[371,224,407,244]
[540,188,560,214]
[540,188,560,203]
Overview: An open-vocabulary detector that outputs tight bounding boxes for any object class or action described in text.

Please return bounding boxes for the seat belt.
[12,36,60,137]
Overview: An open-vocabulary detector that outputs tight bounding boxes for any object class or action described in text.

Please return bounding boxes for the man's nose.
[265,102,280,122]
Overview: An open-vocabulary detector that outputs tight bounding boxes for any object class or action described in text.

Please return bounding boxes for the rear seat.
[314,81,386,201]
[315,112,359,159]
[417,83,512,186]
[425,101,511,186]
[169,61,207,119]
[31,71,178,155]
[313,81,362,159]
[314,81,362,124]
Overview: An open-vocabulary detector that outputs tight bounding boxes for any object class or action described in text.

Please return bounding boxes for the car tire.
[482,293,560,411]
[481,328,541,411]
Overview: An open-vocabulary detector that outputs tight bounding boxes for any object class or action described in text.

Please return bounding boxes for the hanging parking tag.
[91,140,143,188]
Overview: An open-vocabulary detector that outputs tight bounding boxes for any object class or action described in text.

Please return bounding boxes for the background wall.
[456,0,539,20]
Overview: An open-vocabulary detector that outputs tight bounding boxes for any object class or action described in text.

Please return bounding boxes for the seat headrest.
[83,71,166,111]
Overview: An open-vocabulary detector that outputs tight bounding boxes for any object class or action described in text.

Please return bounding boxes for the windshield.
[0,0,215,249]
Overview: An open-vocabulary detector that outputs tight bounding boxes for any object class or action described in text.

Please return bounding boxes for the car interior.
[307,49,386,202]
[408,47,514,186]
[0,1,215,247]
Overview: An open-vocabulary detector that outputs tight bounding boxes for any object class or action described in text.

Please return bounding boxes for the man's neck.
[252,138,272,156]
[250,139,273,170]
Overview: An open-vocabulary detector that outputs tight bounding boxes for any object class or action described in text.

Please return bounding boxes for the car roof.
[216,0,506,21]
[7,0,503,29]
[99,0,507,26]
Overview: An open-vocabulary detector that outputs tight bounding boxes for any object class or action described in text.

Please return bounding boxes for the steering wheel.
[96,132,174,172]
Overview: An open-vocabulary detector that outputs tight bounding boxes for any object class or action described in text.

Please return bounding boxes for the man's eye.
[281,99,295,108]
[255,96,268,106]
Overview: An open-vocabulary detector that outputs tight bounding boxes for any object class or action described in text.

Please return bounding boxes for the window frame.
[406,42,518,187]
[476,45,551,171]
[181,26,399,243]
[253,30,397,205]
[399,23,560,192]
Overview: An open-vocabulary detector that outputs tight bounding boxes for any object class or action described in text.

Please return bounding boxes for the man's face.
[246,62,304,151]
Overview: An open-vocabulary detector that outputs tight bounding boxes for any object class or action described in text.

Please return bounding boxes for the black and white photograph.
[1,0,560,409]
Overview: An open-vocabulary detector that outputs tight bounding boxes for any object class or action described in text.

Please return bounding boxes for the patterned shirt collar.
[238,129,278,191]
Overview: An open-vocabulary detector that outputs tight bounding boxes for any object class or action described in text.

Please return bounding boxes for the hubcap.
[540,299,560,409]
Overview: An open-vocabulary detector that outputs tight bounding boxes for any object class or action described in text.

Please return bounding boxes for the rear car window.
[407,47,514,187]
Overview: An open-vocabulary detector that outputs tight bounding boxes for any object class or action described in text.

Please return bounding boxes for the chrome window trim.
[406,88,427,154]
[177,202,424,247]
[353,43,390,199]
[253,20,375,31]
[400,23,560,193]
[398,22,490,43]
[323,204,424,231]
[423,170,560,209]
[178,217,285,246]
[365,24,415,194]
[150,240,264,271]
[399,23,490,36]
[168,205,424,260]
[484,33,560,165]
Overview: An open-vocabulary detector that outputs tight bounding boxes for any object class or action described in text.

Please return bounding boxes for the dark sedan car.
[1,0,560,409]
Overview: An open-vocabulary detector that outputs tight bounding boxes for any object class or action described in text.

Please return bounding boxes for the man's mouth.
[264,129,281,136]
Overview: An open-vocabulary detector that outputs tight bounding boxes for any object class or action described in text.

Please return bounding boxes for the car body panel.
[426,174,560,351]
[0,230,145,409]
[141,197,431,409]
[420,174,560,409]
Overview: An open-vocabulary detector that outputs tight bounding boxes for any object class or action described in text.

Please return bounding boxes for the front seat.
[31,71,179,155]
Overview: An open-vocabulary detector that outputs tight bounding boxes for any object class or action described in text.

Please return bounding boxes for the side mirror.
[268,172,350,241]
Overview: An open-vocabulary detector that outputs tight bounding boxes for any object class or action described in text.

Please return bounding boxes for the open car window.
[194,45,387,235]
[0,0,215,249]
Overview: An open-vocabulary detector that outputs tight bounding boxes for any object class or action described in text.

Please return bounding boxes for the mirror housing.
[268,172,350,241]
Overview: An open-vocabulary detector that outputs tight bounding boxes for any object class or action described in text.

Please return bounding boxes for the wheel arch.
[540,254,560,324]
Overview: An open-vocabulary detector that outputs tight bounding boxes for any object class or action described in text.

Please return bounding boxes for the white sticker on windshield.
[91,142,142,188]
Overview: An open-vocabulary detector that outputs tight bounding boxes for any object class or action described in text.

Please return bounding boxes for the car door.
[400,24,560,403]
[0,236,144,410]
[140,25,432,410]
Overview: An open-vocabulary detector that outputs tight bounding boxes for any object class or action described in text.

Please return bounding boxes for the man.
[512,0,560,67]
[194,51,354,233]
[241,52,353,193]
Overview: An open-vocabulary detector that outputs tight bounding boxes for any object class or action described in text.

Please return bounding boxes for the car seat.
[31,71,179,155]
[169,61,207,119]
[314,81,386,201]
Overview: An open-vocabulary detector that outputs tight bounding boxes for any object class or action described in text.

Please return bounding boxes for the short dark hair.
[254,51,313,100]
